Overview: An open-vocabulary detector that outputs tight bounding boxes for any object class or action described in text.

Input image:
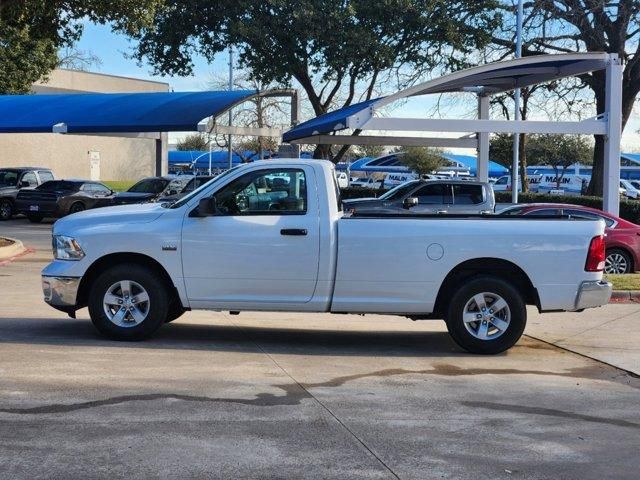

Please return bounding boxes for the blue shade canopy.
[441,153,508,178]
[621,153,640,166]
[282,98,380,143]
[0,90,257,133]
[283,53,610,142]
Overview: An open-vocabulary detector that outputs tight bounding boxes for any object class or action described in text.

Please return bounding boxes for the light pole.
[228,46,234,170]
[511,0,524,203]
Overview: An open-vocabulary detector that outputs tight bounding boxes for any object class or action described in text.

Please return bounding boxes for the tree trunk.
[519,133,528,193]
[313,144,332,159]
[586,72,635,197]
[586,84,606,196]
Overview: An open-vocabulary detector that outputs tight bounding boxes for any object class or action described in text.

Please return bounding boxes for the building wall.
[0,69,169,181]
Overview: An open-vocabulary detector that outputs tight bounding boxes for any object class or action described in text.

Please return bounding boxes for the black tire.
[88,264,169,341]
[165,300,186,323]
[445,275,527,355]
[68,202,86,215]
[605,248,633,274]
[0,199,13,220]
[27,215,43,223]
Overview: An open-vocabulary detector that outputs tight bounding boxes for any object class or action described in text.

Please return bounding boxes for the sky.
[73,22,640,152]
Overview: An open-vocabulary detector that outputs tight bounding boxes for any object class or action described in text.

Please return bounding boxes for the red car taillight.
[585,235,605,272]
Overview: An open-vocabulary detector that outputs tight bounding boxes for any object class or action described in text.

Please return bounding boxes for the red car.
[500,203,640,274]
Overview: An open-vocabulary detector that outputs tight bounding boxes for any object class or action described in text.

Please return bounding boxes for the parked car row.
[0,167,55,220]
[0,166,218,222]
[492,173,640,199]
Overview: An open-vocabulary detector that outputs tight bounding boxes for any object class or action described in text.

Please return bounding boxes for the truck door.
[407,183,453,214]
[181,166,320,308]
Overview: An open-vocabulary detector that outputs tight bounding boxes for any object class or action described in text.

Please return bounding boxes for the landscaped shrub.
[340,187,389,200]
[494,192,640,224]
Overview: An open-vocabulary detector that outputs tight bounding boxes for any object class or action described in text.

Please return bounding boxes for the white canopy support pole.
[477,95,490,182]
[603,54,623,216]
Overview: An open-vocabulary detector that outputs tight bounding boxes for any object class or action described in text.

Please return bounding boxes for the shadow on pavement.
[0,316,466,357]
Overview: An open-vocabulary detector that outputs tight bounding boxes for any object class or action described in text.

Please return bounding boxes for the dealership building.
[0,69,169,181]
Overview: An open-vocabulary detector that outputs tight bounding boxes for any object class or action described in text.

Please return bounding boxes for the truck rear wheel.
[88,264,168,340]
[445,276,526,354]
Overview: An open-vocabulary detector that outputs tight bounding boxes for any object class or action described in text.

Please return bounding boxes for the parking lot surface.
[1,219,640,479]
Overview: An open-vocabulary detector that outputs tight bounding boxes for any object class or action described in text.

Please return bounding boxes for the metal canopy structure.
[0,89,300,175]
[283,53,623,215]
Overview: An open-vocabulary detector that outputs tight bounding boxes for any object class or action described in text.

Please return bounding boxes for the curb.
[0,237,26,261]
[610,290,640,304]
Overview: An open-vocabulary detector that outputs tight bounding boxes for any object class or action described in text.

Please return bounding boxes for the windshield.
[128,178,170,193]
[498,206,527,216]
[0,170,18,187]
[163,177,193,194]
[169,167,240,208]
[379,181,420,201]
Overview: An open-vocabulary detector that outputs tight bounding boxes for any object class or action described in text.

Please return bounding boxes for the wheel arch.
[76,252,182,310]
[433,257,539,316]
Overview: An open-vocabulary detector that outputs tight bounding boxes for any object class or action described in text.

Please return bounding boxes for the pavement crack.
[2,363,636,415]
[461,401,640,429]
[0,390,305,415]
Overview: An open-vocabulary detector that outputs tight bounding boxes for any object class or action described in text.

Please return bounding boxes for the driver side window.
[215,168,307,215]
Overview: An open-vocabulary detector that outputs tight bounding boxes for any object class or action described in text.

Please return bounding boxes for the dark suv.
[0,167,55,220]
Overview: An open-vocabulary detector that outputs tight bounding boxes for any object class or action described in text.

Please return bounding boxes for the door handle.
[281,228,307,236]
[436,210,448,214]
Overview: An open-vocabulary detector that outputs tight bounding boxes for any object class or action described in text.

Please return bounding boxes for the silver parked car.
[342,179,495,214]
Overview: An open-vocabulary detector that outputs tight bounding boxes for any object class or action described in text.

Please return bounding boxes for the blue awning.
[282,98,380,143]
[283,53,609,143]
[621,153,640,166]
[442,153,508,178]
[0,90,257,133]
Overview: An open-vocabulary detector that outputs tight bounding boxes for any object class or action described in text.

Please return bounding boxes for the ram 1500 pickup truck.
[42,160,612,354]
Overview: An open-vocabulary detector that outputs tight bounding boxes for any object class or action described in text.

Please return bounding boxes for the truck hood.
[113,191,157,204]
[53,203,166,236]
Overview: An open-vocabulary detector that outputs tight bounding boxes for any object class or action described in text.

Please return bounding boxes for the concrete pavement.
[1,218,640,479]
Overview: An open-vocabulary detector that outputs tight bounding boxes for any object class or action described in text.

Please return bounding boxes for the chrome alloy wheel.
[103,280,150,327]
[604,253,629,274]
[462,292,511,340]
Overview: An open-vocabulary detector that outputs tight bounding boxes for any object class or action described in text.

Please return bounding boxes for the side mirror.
[403,197,418,209]
[20,180,30,188]
[168,189,178,196]
[196,196,218,217]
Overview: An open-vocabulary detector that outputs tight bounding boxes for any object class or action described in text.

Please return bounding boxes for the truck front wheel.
[445,276,526,355]
[88,264,169,340]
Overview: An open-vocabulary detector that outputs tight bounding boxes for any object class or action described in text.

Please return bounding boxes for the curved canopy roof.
[283,53,610,142]
[0,90,257,133]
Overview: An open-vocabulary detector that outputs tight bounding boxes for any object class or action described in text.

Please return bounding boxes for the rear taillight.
[585,235,605,272]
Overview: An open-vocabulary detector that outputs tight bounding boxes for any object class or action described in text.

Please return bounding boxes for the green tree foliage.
[491,1,640,196]
[129,1,502,160]
[399,147,445,175]
[0,1,161,93]
[356,145,385,159]
[527,134,593,188]
[489,133,515,171]
[176,133,209,151]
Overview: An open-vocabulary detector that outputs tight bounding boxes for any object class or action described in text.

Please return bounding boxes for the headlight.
[52,235,85,260]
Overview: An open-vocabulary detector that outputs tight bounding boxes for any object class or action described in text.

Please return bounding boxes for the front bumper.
[42,276,80,309]
[575,280,612,310]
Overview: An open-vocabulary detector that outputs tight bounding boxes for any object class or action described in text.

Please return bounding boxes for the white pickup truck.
[42,160,612,354]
